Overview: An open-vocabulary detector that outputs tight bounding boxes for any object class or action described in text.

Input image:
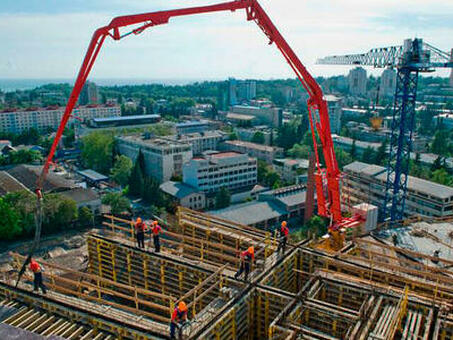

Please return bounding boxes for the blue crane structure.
[317,38,453,222]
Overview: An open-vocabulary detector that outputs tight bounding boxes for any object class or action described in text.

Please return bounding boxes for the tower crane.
[318,38,453,222]
[16,0,363,283]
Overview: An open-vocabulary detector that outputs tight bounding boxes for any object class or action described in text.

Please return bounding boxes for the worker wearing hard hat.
[170,301,188,339]
[234,246,255,282]
[29,258,47,295]
[277,221,289,253]
[135,217,147,249]
[151,220,162,253]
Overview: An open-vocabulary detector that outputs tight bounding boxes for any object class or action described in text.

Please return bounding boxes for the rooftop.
[224,140,282,152]
[116,136,191,149]
[60,187,100,203]
[92,114,160,123]
[344,161,453,199]
[159,181,200,199]
[77,169,109,182]
[226,113,256,121]
[0,171,29,195]
[176,120,209,127]
[210,200,287,225]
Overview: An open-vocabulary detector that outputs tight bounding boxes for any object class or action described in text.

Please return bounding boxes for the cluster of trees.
[0,191,91,241]
[258,160,282,189]
[80,132,115,175]
[0,149,42,166]
[215,187,231,209]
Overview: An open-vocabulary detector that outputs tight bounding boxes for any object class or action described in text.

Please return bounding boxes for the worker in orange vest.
[151,220,162,253]
[135,217,147,249]
[29,258,47,294]
[170,301,188,339]
[234,246,254,281]
[277,221,289,253]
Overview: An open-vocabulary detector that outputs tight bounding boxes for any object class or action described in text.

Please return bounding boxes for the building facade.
[79,81,99,105]
[236,126,273,145]
[228,78,257,105]
[230,105,283,128]
[159,181,206,211]
[325,95,343,134]
[173,130,226,155]
[379,69,397,97]
[343,161,453,219]
[220,140,284,164]
[272,158,309,183]
[348,67,367,96]
[175,120,212,135]
[183,151,257,196]
[116,136,193,183]
[0,105,120,134]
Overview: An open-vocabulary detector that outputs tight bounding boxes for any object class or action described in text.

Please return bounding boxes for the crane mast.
[318,39,453,222]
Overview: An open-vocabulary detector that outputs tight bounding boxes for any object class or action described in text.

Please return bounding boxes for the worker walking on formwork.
[29,258,47,295]
[234,246,254,282]
[170,301,189,339]
[151,220,162,253]
[135,217,147,249]
[277,221,289,254]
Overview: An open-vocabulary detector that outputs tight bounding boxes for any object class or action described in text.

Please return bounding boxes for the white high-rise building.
[348,67,367,96]
[324,95,343,134]
[379,69,397,97]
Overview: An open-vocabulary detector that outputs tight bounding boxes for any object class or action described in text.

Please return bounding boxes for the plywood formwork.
[0,282,163,339]
[86,233,243,337]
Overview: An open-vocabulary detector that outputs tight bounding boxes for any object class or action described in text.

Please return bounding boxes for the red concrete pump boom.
[19,0,362,285]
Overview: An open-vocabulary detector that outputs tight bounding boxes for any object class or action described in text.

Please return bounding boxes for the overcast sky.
[1,0,452,80]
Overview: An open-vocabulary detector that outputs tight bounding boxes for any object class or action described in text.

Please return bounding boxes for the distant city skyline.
[1,0,452,80]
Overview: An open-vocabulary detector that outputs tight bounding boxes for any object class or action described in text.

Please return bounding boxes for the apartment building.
[183,151,257,197]
[220,140,284,164]
[116,136,192,183]
[173,130,227,155]
[229,105,283,128]
[343,161,453,219]
[325,95,343,134]
[236,126,273,145]
[272,158,309,183]
[348,67,367,96]
[0,105,121,134]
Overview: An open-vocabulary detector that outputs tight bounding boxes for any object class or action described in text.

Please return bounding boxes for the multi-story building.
[228,78,257,105]
[325,95,342,134]
[173,130,227,155]
[236,126,273,145]
[183,151,257,197]
[0,105,121,134]
[332,135,381,156]
[433,113,453,130]
[348,67,367,96]
[159,181,206,211]
[272,158,309,183]
[79,81,99,105]
[228,105,283,128]
[220,140,284,164]
[116,136,192,183]
[379,69,397,97]
[175,120,213,135]
[343,161,453,219]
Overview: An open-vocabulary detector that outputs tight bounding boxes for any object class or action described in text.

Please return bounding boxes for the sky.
[0,0,452,81]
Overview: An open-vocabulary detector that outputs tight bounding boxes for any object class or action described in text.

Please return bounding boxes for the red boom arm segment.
[37,0,353,228]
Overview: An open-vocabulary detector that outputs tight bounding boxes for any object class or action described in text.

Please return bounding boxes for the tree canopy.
[81,132,114,174]
[111,155,133,187]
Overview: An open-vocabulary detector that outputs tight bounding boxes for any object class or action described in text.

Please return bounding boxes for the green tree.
[431,168,453,186]
[79,206,94,227]
[305,215,328,237]
[8,149,42,165]
[257,160,269,183]
[215,187,231,209]
[374,140,388,165]
[0,198,22,240]
[81,132,114,174]
[431,156,444,172]
[111,155,133,187]
[431,130,449,156]
[265,171,281,188]
[251,131,266,144]
[129,152,145,197]
[350,139,357,159]
[102,193,131,215]
[335,149,352,169]
[54,198,78,227]
[361,147,376,164]
[288,144,310,159]
[229,132,238,140]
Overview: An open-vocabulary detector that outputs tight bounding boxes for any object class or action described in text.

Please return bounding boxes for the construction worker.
[151,220,162,253]
[277,221,289,253]
[234,246,254,281]
[29,258,47,295]
[135,217,147,249]
[170,301,188,339]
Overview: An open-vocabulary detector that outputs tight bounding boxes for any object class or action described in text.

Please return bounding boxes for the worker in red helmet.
[234,246,255,281]
[277,221,289,253]
[151,220,162,253]
[135,217,147,249]
[170,301,188,339]
[29,258,47,294]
